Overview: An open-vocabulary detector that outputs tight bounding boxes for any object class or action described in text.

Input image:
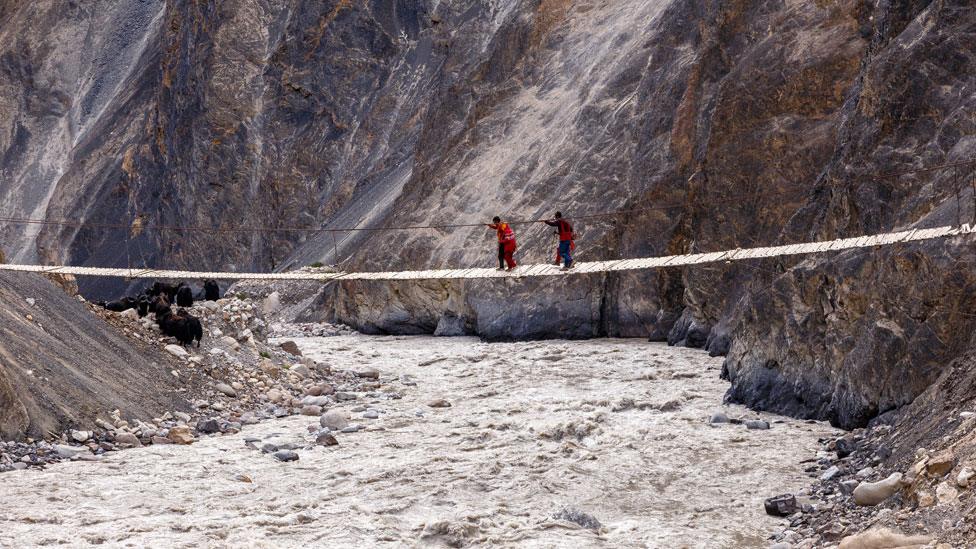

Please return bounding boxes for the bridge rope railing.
[1,224,972,282]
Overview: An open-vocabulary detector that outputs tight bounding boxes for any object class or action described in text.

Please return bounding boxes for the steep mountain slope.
[0,272,187,440]
[2,0,975,430]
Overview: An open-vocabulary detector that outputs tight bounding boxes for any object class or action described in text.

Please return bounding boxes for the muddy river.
[0,335,838,548]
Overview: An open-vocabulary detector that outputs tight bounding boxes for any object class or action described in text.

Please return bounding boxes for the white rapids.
[0,335,838,548]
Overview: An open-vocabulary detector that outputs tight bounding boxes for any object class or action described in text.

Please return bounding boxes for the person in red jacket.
[488,216,517,270]
[543,211,574,269]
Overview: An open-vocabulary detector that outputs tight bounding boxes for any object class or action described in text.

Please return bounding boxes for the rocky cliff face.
[2,0,975,428]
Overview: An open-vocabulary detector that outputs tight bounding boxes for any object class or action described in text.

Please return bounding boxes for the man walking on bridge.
[543,211,574,269]
[488,216,517,271]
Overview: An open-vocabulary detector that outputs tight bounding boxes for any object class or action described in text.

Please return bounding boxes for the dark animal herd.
[97,280,219,347]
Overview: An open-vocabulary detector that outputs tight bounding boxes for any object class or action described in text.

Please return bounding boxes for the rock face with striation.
[2,1,976,428]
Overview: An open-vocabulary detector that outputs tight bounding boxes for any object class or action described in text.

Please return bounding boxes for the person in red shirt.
[543,211,574,269]
[488,216,517,270]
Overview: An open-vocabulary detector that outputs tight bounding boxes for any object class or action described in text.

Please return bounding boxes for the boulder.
[936,481,958,504]
[320,410,349,430]
[167,425,195,444]
[113,432,142,447]
[301,405,322,416]
[926,451,955,477]
[301,395,330,407]
[835,437,857,459]
[165,345,188,359]
[838,528,931,549]
[763,494,797,517]
[820,466,841,481]
[70,430,91,443]
[956,467,974,488]
[315,432,339,446]
[708,411,729,424]
[262,292,282,315]
[273,450,299,462]
[355,368,380,379]
[279,340,302,356]
[54,444,90,459]
[853,473,902,506]
[196,418,221,434]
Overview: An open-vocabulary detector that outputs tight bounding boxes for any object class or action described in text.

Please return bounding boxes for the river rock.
[70,430,92,443]
[168,426,195,444]
[301,405,322,416]
[262,291,282,314]
[917,490,935,507]
[835,437,857,459]
[279,340,302,356]
[428,399,452,408]
[936,481,958,504]
[820,466,841,481]
[926,451,955,477]
[114,432,142,447]
[355,368,379,379]
[837,528,931,549]
[315,432,339,446]
[956,467,974,488]
[853,473,902,506]
[839,480,859,495]
[745,420,769,430]
[855,466,874,479]
[363,409,379,419]
[165,344,188,358]
[320,410,349,430]
[552,507,602,530]
[273,450,299,462]
[708,411,729,424]
[196,418,221,434]
[301,395,330,407]
[215,383,237,398]
[763,494,797,517]
[54,444,90,459]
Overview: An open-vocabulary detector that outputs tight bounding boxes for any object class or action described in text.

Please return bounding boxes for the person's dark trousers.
[498,242,506,269]
[558,240,573,266]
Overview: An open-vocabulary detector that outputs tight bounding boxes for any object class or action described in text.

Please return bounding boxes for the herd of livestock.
[98,280,220,347]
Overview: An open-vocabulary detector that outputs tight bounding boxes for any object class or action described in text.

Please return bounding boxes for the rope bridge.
[0,224,972,282]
